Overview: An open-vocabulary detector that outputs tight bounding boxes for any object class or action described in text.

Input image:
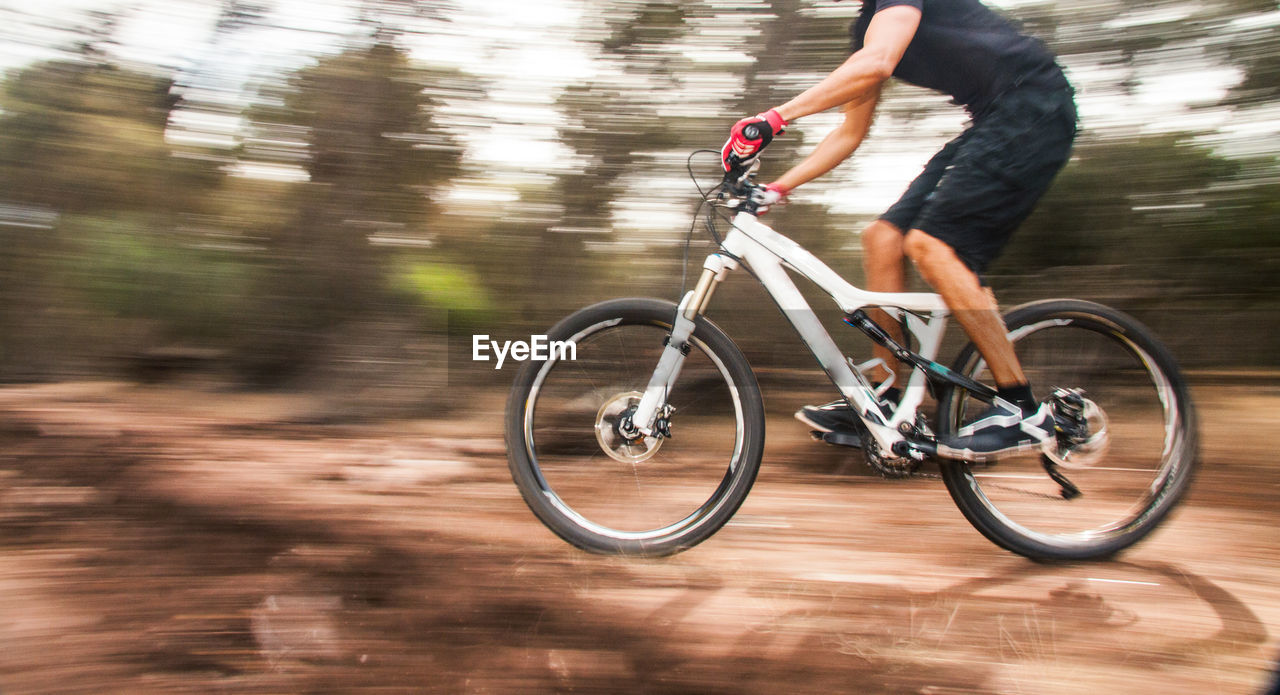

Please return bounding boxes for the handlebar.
[719,155,766,214]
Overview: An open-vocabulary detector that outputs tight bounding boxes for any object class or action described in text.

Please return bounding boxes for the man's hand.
[721,109,787,171]
[750,182,790,214]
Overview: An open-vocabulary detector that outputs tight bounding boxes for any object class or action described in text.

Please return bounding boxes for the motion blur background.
[0,0,1277,400]
[1,1,1279,693]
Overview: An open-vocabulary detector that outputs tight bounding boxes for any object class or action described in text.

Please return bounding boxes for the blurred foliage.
[996,135,1280,309]
[391,258,493,324]
[0,46,229,380]
[250,42,460,224]
[0,61,221,214]
[63,214,256,339]
[0,0,1277,394]
[233,40,466,384]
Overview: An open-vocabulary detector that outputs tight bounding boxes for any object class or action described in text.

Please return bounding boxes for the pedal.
[820,430,863,449]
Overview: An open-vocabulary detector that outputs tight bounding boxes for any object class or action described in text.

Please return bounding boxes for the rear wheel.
[937,299,1198,561]
[505,298,765,556]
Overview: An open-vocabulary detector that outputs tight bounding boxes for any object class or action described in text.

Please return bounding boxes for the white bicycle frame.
[631,210,953,456]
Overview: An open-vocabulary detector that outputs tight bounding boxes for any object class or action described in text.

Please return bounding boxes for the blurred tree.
[0,60,221,214]
[238,40,465,382]
[995,135,1240,278]
[1218,0,1280,107]
[1006,0,1279,135]
[1,0,1277,384]
[0,20,227,379]
[989,133,1280,364]
[558,1,690,226]
[534,1,689,307]
[730,0,864,259]
[279,43,458,225]
[980,1,1280,321]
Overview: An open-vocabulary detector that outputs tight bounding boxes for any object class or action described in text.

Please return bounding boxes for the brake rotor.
[595,391,663,464]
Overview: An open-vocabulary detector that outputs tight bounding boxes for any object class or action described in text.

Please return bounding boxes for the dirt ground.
[0,380,1276,694]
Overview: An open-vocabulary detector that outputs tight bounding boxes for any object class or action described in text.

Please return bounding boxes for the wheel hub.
[595,391,663,463]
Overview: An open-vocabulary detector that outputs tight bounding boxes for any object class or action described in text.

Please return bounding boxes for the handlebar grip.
[742,124,762,140]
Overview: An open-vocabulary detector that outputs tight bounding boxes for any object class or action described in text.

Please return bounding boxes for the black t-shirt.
[850,0,1068,115]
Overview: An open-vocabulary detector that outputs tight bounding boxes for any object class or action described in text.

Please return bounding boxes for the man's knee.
[903,229,956,268]
[861,220,905,261]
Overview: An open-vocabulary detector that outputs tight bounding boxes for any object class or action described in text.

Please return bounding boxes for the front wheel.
[505,298,765,556]
[937,299,1199,562]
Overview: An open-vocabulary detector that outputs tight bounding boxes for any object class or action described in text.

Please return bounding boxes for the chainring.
[860,423,921,479]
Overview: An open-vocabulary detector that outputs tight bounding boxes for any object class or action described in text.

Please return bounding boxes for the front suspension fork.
[627,254,737,436]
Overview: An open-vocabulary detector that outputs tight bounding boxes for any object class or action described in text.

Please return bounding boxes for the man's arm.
[774,5,919,123]
[773,88,881,192]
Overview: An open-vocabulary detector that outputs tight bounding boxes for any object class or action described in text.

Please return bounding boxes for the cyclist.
[722,0,1077,460]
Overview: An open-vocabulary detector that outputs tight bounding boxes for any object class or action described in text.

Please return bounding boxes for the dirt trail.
[0,381,1276,694]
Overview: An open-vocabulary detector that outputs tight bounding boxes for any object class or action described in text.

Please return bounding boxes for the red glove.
[721,109,787,171]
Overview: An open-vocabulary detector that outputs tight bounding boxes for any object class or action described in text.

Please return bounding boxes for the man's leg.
[861,219,909,386]
[902,229,1024,387]
[903,228,1051,460]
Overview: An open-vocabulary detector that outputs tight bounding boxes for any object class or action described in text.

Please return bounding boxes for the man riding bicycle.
[723,0,1077,460]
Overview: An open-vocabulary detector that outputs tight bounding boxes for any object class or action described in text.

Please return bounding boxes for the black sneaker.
[795,387,900,434]
[936,399,1054,462]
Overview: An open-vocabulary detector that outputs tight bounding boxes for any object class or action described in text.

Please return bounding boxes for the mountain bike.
[504,153,1198,562]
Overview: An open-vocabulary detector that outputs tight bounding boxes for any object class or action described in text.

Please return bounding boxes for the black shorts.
[881,87,1078,273]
